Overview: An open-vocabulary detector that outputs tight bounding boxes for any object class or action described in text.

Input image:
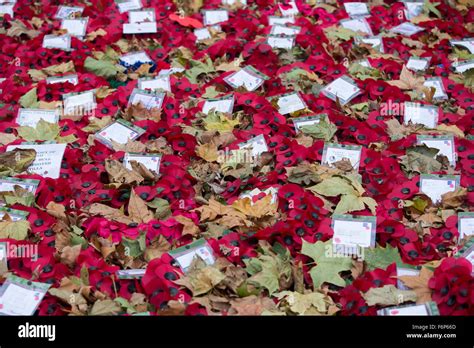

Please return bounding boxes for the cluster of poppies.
[0,0,473,316]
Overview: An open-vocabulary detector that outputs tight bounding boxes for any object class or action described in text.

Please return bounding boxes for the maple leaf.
[244,246,292,295]
[441,188,466,208]
[175,259,226,296]
[87,203,135,225]
[105,159,144,185]
[228,295,278,315]
[301,240,352,288]
[387,65,425,91]
[203,110,240,132]
[397,267,434,304]
[128,189,154,223]
[364,244,404,271]
[400,144,445,176]
[299,116,337,141]
[17,119,60,141]
[231,195,277,219]
[0,148,36,176]
[362,285,417,306]
[275,291,336,315]
[196,142,219,162]
[0,220,30,240]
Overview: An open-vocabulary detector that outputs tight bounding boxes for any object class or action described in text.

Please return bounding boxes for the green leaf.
[184,56,215,84]
[244,247,292,295]
[202,86,220,98]
[203,110,240,132]
[89,299,121,316]
[308,177,358,197]
[423,0,441,18]
[334,194,366,214]
[464,68,474,88]
[275,291,329,314]
[299,116,337,141]
[80,265,90,286]
[122,233,146,258]
[301,240,352,288]
[114,297,137,314]
[364,244,404,271]
[17,119,60,141]
[84,57,123,79]
[147,198,171,220]
[348,64,381,80]
[19,88,38,108]
[324,26,358,41]
[362,285,417,306]
[400,144,443,176]
[0,220,30,240]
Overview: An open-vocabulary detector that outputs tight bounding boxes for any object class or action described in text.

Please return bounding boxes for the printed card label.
[128,9,155,23]
[6,143,67,179]
[403,1,424,20]
[322,76,361,105]
[42,34,71,50]
[417,135,456,166]
[344,2,370,17]
[267,35,295,49]
[46,74,78,85]
[63,90,96,115]
[268,16,295,26]
[332,215,376,248]
[340,18,373,36]
[0,177,39,194]
[129,89,165,109]
[202,95,234,114]
[55,5,83,19]
[123,153,161,173]
[390,22,424,36]
[61,18,88,37]
[16,109,60,128]
[292,115,322,133]
[270,24,300,36]
[239,187,278,205]
[123,22,157,34]
[95,120,145,147]
[0,275,50,316]
[450,39,474,54]
[119,51,153,67]
[453,59,474,73]
[116,0,142,13]
[278,0,299,16]
[403,102,438,128]
[458,212,474,239]
[322,143,362,170]
[419,175,459,203]
[169,239,215,273]
[224,66,267,91]
[275,93,307,115]
[138,76,171,92]
[406,57,430,71]
[423,78,447,99]
[203,10,229,26]
[238,134,268,157]
[195,28,211,41]
[0,4,14,17]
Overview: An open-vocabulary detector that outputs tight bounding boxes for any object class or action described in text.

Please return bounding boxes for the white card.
[63,90,96,115]
[0,208,28,221]
[278,0,299,16]
[16,109,60,128]
[453,60,474,73]
[340,18,373,36]
[128,9,155,23]
[355,36,384,52]
[6,143,67,179]
[224,67,266,91]
[116,0,142,13]
[292,115,321,133]
[170,240,215,273]
[138,76,171,92]
[420,175,459,203]
[450,39,474,54]
[397,267,420,290]
[403,102,438,128]
[42,34,71,51]
[123,22,157,34]
[404,2,424,20]
[55,5,83,19]
[332,216,376,248]
[356,59,371,68]
[323,76,361,104]
[46,74,78,85]
[267,35,295,49]
[0,178,39,194]
[123,153,161,173]
[202,95,234,114]
[270,24,300,36]
[344,2,369,17]
[222,0,247,4]
[96,121,143,146]
[322,143,362,170]
[276,93,307,115]
[194,28,211,41]
[406,57,430,71]
[0,282,46,315]
[459,213,474,239]
[390,22,424,36]
[268,16,295,26]
[463,248,474,270]
[158,67,185,76]
[119,51,153,66]
[129,89,165,109]
[385,304,429,316]
[61,18,88,37]
[238,134,268,157]
[203,10,229,26]
[423,78,447,99]
[417,136,456,166]
[0,4,14,17]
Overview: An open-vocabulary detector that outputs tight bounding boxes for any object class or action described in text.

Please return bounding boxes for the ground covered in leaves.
[0,0,473,316]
